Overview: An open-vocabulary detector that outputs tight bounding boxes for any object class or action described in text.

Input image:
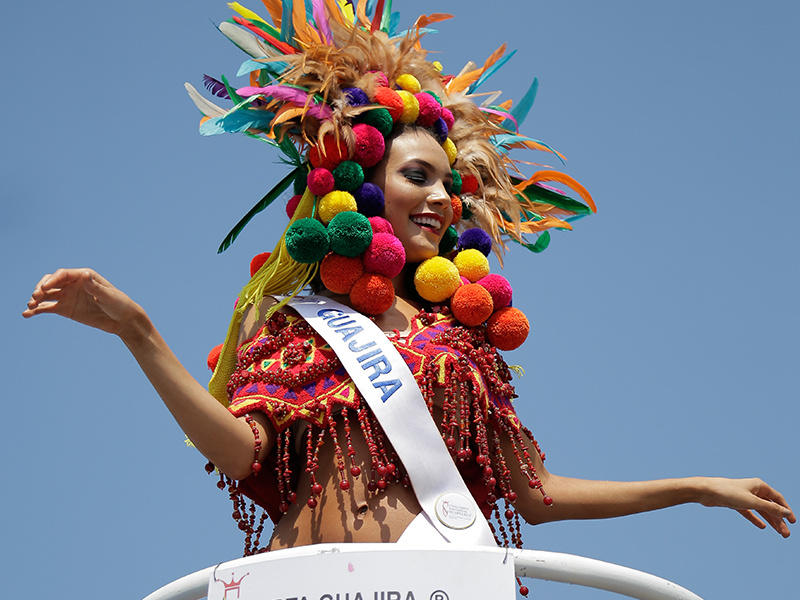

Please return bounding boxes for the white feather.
[219,21,282,59]
[184,83,226,118]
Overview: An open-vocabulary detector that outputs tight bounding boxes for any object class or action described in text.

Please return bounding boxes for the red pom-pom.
[307,168,335,196]
[486,307,530,351]
[350,273,395,315]
[207,343,223,371]
[286,194,302,219]
[414,92,442,127]
[372,87,404,121]
[450,195,462,222]
[352,124,386,168]
[369,216,394,235]
[363,233,406,278]
[320,253,364,294]
[478,273,513,309]
[460,173,479,195]
[308,135,349,170]
[441,108,455,131]
[451,284,494,326]
[250,252,271,277]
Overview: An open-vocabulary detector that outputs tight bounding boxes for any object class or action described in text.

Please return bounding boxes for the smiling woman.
[19,0,795,598]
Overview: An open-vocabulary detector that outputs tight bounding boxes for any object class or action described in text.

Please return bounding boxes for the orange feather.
[516,170,597,213]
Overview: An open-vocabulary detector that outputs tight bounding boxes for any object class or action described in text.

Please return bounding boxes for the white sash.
[288,295,496,547]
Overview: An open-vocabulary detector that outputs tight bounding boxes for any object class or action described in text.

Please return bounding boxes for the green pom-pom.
[333,161,365,192]
[285,218,329,263]
[439,225,458,254]
[450,169,462,196]
[461,200,473,220]
[328,211,373,257]
[358,108,393,137]
[293,167,308,195]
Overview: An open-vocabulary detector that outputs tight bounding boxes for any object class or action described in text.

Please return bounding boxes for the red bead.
[487,477,496,488]
[377,480,387,490]
[279,502,290,513]
[446,437,456,448]
[339,480,351,491]
[367,481,378,492]
[205,462,215,474]
[507,491,518,502]
[543,495,553,506]
[251,462,262,473]
[350,466,362,477]
[505,509,514,520]
[519,586,529,597]
[457,449,467,460]
[385,463,396,474]
[483,466,493,478]
[377,465,387,476]
[312,483,323,495]
[476,454,486,465]
[307,498,318,509]
[217,481,225,490]
[287,492,297,503]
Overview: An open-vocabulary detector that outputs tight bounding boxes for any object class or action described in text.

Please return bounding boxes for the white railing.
[144,544,703,600]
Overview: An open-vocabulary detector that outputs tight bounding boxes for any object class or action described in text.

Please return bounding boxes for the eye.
[403,168,426,184]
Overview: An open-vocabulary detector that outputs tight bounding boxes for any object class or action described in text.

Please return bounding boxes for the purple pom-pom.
[344,87,369,106]
[431,117,449,144]
[457,228,493,256]
[354,182,385,217]
[369,216,394,235]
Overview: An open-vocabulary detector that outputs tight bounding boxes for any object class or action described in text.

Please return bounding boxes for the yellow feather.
[228,2,267,23]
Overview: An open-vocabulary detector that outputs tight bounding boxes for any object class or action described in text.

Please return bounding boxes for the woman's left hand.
[698,477,795,537]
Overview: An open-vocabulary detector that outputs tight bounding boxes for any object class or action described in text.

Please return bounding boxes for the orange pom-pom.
[451,284,494,326]
[486,307,530,351]
[308,135,349,170]
[320,253,364,294]
[450,195,462,222]
[250,252,271,277]
[350,273,395,315]
[207,343,223,371]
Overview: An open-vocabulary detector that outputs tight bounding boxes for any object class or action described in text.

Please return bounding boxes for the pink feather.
[236,85,333,119]
[312,0,333,44]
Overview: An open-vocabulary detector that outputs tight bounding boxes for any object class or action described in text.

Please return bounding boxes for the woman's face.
[370,129,454,264]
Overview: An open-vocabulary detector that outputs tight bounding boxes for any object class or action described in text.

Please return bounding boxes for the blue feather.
[467,50,517,94]
[237,58,288,78]
[502,77,538,131]
[281,0,295,43]
[490,133,565,164]
[200,109,276,136]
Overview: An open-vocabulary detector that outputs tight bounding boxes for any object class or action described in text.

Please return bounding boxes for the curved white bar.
[143,544,703,600]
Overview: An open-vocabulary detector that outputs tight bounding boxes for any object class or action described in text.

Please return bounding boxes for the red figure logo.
[220,572,249,599]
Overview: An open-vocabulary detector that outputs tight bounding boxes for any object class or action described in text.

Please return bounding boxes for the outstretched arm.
[23,268,275,480]
[501,430,795,537]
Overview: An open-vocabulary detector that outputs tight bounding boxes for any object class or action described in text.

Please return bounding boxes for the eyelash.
[404,169,453,194]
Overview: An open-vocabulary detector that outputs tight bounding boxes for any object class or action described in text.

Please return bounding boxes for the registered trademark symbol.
[430,591,449,600]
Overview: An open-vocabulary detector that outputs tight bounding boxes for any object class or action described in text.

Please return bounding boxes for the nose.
[428,181,450,207]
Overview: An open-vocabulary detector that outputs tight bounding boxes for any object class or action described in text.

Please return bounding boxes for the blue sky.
[3,1,797,598]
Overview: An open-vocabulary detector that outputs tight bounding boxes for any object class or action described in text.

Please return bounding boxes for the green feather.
[217,166,303,253]
[513,177,594,216]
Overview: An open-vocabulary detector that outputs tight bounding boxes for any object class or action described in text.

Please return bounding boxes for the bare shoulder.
[237,296,279,346]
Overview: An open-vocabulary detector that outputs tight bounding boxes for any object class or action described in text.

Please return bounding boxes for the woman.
[23,0,793,582]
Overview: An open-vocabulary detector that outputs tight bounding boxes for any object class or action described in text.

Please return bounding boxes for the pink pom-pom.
[307,168,335,196]
[364,233,406,278]
[460,276,471,286]
[369,216,394,235]
[371,71,389,88]
[353,124,385,168]
[441,108,455,131]
[286,194,302,218]
[478,273,513,309]
[415,93,442,127]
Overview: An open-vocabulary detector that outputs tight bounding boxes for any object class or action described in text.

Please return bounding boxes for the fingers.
[737,509,766,530]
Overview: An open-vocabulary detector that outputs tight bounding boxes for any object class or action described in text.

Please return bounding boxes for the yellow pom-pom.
[432,61,443,72]
[319,190,357,224]
[453,249,490,282]
[396,73,421,94]
[397,90,420,124]
[414,256,461,303]
[442,138,457,165]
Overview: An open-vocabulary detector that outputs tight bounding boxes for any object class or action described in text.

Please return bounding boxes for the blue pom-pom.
[457,228,492,256]
[344,87,369,106]
[431,117,449,143]
[354,182,385,217]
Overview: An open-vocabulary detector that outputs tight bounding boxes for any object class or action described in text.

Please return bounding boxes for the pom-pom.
[442,138,457,165]
[430,117,449,143]
[450,195,463,222]
[439,225,458,254]
[364,233,406,278]
[397,90,420,124]
[293,169,307,195]
[333,161,364,191]
[308,135,349,170]
[396,73,421,94]
[343,87,369,106]
[477,274,512,309]
[446,171,461,197]
[328,211,373,257]
[207,343,223,371]
[415,92,442,127]
[440,108,455,131]
[422,90,442,105]
[320,253,364,294]
[357,107,393,137]
[460,276,471,286]
[453,248,490,282]
[414,256,461,303]
[373,87,404,121]
[457,228,493,256]
[432,61,443,72]
[250,252,271,277]
[369,216,394,235]
[285,218,329,263]
[461,200,473,220]
[451,284,494,326]
[460,172,479,195]
[371,71,389,88]
[350,273,395,315]
[487,307,530,351]
[307,168,335,196]
[354,182,385,216]
[286,194,302,219]
[319,190,357,223]
[352,124,385,168]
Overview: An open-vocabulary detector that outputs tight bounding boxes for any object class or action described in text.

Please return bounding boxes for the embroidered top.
[222,308,548,550]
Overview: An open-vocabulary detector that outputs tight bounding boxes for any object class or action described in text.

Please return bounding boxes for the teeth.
[411,216,441,228]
